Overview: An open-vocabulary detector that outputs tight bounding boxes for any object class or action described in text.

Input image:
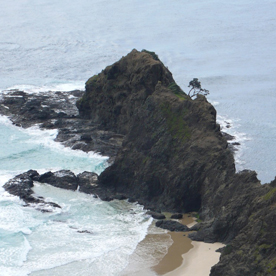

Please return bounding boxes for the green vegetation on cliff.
[141,49,160,61]
[168,82,187,100]
[85,75,98,88]
[160,102,190,143]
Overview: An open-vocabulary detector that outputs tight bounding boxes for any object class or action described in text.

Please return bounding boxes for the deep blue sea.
[0,0,276,275]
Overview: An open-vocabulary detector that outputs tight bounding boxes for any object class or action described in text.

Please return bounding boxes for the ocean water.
[0,0,276,275]
[0,116,168,276]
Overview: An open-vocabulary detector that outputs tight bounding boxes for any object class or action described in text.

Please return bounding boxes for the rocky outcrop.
[2,49,276,275]
[3,170,61,211]
[78,49,235,213]
[3,169,131,208]
[0,90,123,159]
[38,170,79,190]
[76,49,276,275]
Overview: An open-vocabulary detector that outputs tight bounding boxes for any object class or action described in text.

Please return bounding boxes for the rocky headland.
[2,49,276,275]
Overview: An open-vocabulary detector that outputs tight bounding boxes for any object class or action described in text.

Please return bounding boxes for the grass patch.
[223,244,233,255]
[168,82,187,100]
[263,187,276,201]
[85,75,98,88]
[143,156,149,164]
[161,102,191,143]
[266,258,276,274]
[194,213,202,222]
[141,49,160,61]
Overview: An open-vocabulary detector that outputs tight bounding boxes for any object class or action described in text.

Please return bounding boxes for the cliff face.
[77,49,235,212]
[77,49,276,275]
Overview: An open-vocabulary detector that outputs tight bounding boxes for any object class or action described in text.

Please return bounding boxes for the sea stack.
[77,49,276,276]
[77,49,235,213]
[2,49,276,275]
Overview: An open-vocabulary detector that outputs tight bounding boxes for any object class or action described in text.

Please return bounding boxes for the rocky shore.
[2,49,276,275]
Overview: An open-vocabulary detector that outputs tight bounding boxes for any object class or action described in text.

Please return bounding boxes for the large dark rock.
[146,211,166,220]
[78,49,235,213]
[77,50,276,275]
[77,171,99,193]
[155,220,190,232]
[171,213,183,219]
[3,170,61,209]
[3,171,35,199]
[39,170,78,190]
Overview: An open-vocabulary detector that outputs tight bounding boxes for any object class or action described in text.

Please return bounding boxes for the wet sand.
[152,214,196,275]
[163,241,223,276]
[122,213,223,276]
[154,214,224,276]
[152,232,193,275]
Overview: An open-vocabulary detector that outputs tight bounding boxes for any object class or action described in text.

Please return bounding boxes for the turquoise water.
[0,117,167,276]
[0,116,107,175]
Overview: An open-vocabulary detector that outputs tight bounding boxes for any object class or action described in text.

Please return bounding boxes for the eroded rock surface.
[0,90,123,159]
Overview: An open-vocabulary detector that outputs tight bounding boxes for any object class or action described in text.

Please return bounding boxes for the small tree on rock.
[188,78,209,98]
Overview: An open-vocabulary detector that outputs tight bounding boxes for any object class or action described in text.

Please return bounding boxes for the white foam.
[0,115,14,126]
[217,114,251,172]
[121,222,171,276]
[2,183,152,276]
[20,124,107,160]
[2,82,84,94]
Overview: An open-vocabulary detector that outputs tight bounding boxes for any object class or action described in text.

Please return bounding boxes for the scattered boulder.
[146,211,166,220]
[3,172,34,199]
[3,170,61,209]
[155,220,189,232]
[77,230,93,234]
[77,171,99,193]
[171,213,183,219]
[39,170,78,190]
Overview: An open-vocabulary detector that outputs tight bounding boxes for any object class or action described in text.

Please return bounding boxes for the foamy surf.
[0,182,153,276]
[0,115,108,175]
[0,116,156,276]
[216,114,251,173]
[1,82,85,94]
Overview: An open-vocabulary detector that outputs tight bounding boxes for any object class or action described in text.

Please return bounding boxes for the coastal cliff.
[77,49,276,275]
[2,49,276,275]
[77,49,235,212]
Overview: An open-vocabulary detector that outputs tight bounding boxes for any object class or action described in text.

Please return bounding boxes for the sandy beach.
[163,241,223,276]
[154,214,224,276]
[123,213,224,276]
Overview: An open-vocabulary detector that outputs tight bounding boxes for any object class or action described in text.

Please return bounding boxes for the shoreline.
[152,214,196,275]
[163,241,223,276]
[123,213,223,276]
[154,215,224,276]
